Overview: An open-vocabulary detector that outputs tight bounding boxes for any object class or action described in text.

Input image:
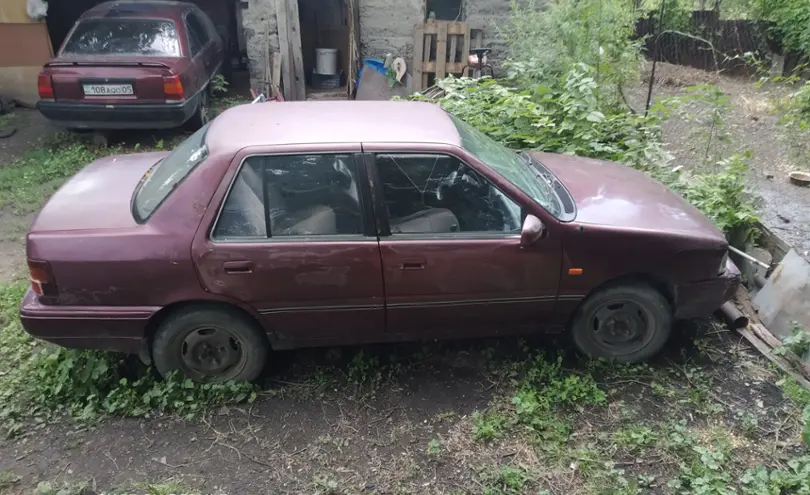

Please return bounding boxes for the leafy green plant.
[741,456,810,493]
[472,410,508,442]
[752,0,810,55]
[426,438,443,457]
[502,0,642,97]
[614,425,659,453]
[667,445,735,495]
[482,465,530,495]
[674,153,759,244]
[211,74,229,94]
[0,470,20,491]
[773,322,810,358]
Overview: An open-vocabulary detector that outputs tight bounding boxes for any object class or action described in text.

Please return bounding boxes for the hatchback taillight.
[37,73,54,100]
[28,260,57,297]
[162,75,184,101]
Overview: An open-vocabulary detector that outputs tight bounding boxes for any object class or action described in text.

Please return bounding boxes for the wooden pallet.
[412,20,470,91]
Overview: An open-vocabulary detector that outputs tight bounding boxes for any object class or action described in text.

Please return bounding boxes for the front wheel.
[571,284,672,363]
[151,306,269,382]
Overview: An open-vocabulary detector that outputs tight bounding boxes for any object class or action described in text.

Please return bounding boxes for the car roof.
[205,101,462,153]
[82,1,193,20]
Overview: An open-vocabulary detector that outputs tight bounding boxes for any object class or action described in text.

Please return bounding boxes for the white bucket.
[315,48,338,75]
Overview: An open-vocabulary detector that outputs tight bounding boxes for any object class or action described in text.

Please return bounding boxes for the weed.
[313,474,341,495]
[482,465,530,495]
[614,425,658,453]
[211,74,229,94]
[472,410,508,442]
[0,470,20,491]
[774,322,810,359]
[346,351,381,385]
[740,456,810,494]
[33,480,90,495]
[0,112,17,130]
[426,438,443,457]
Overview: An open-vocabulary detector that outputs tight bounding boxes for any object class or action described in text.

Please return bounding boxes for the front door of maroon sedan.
[368,151,562,339]
[193,147,385,348]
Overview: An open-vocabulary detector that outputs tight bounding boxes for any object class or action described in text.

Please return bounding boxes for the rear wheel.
[151,306,268,382]
[187,89,210,129]
[571,284,672,363]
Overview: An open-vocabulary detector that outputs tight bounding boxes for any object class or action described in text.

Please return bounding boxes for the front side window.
[62,19,182,57]
[214,154,364,239]
[376,154,522,235]
[133,123,210,222]
[451,115,563,218]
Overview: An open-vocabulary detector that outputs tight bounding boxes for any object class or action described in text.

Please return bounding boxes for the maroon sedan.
[37,1,224,130]
[20,101,739,382]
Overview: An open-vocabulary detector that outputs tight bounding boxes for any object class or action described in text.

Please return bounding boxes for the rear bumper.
[37,98,197,130]
[19,289,156,354]
[674,259,741,319]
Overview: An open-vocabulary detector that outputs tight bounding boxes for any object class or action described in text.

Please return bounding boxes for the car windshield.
[62,19,181,57]
[451,116,562,218]
[133,124,210,222]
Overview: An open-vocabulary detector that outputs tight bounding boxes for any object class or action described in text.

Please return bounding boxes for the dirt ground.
[0,326,802,494]
[629,62,810,259]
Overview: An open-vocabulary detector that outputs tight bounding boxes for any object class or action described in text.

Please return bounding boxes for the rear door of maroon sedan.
[192,144,386,348]
[365,144,563,340]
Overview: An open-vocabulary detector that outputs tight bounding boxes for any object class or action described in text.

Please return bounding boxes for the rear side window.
[62,19,182,57]
[133,124,210,222]
[186,11,210,56]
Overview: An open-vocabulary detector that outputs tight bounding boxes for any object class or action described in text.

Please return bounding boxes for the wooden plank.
[263,30,272,96]
[271,52,282,96]
[738,325,810,391]
[286,0,306,100]
[347,0,360,97]
[423,20,438,35]
[449,34,458,64]
[447,23,467,35]
[475,29,483,48]
[422,62,465,73]
[435,22,448,80]
[274,0,293,100]
[461,24,471,73]
[422,31,432,89]
[412,24,425,91]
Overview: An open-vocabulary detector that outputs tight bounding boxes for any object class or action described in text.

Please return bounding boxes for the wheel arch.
[141,299,271,364]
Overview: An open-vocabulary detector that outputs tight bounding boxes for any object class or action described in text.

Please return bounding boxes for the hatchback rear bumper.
[37,98,197,130]
[19,289,156,354]
[674,259,741,319]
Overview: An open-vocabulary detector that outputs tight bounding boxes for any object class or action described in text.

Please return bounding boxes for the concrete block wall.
[242,0,280,86]
[358,0,424,63]
[464,0,512,67]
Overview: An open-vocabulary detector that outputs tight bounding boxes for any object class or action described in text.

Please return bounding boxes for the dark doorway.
[426,0,462,21]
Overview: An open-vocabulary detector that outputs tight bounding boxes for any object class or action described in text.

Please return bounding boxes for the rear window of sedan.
[132,123,210,223]
[62,19,182,57]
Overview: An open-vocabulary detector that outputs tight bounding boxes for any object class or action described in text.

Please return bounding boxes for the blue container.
[356,59,388,90]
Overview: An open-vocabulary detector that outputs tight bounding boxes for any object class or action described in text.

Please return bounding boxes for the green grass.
[0,112,16,130]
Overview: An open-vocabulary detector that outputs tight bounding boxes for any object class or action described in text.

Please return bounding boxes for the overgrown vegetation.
[752,0,810,55]
[414,0,759,242]
[0,274,256,438]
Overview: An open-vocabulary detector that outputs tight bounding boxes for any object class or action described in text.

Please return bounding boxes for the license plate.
[82,84,134,96]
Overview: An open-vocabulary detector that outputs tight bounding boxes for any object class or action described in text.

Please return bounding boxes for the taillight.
[163,75,184,101]
[37,73,54,100]
[28,260,57,297]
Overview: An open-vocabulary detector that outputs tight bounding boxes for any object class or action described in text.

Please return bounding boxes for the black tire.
[187,89,211,130]
[571,283,672,363]
[151,306,269,382]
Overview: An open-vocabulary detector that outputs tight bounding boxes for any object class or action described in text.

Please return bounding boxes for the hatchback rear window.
[62,19,181,57]
[133,124,210,222]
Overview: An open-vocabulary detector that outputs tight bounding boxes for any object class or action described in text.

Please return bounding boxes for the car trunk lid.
[30,151,168,233]
[46,57,177,104]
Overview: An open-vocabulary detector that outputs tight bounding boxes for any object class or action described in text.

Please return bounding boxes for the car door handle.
[400,260,425,270]
[223,261,254,274]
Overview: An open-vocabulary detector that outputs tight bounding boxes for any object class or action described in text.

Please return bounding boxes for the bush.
[752,0,810,55]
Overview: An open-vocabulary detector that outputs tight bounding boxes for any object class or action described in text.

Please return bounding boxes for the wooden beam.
[461,24,471,74]
[435,22,448,80]
[449,34,458,64]
[286,0,306,100]
[422,31,432,89]
[412,24,425,91]
[274,0,293,100]
[271,51,282,97]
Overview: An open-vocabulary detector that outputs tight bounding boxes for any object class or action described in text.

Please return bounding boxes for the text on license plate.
[82,84,134,96]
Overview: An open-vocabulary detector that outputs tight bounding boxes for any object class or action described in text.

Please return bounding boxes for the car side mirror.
[520,214,545,247]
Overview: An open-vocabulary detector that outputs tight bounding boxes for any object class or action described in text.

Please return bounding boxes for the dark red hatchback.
[20,102,739,382]
[37,0,224,130]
